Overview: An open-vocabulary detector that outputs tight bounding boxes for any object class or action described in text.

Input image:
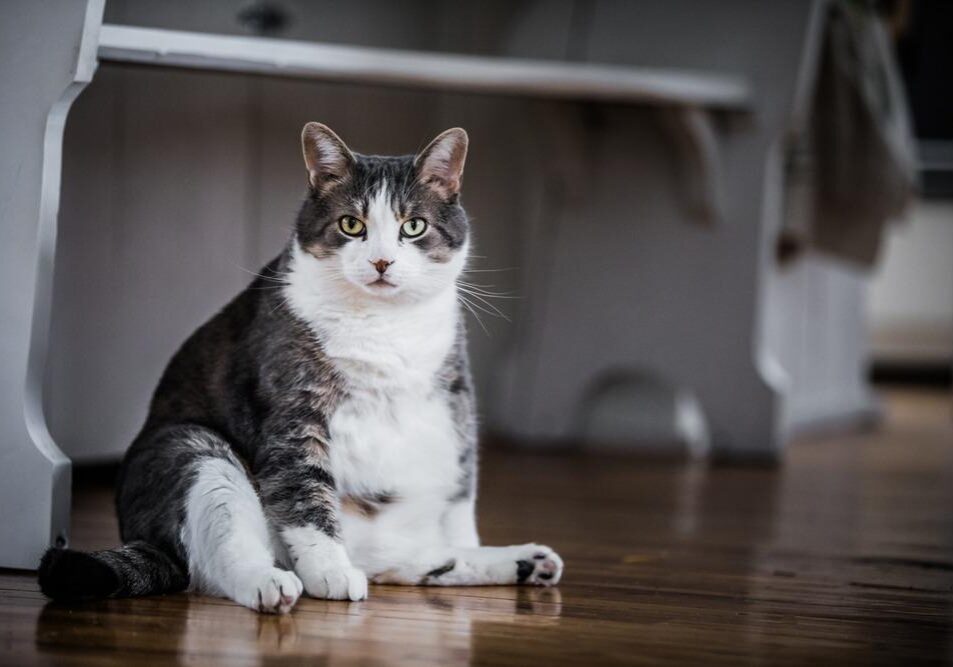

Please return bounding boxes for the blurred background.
[43,0,951,464]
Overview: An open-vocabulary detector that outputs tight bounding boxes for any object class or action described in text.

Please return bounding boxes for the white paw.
[515,544,564,586]
[234,567,303,614]
[299,564,368,601]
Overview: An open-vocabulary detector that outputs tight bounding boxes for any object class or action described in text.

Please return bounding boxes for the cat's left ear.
[415,128,468,199]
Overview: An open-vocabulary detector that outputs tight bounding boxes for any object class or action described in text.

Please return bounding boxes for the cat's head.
[293,123,469,303]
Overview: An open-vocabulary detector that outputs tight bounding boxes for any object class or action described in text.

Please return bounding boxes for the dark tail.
[38,541,188,601]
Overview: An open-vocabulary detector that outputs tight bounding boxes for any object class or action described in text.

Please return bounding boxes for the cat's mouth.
[367,277,397,289]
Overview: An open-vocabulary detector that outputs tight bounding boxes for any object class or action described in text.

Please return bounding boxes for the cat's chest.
[315,300,461,497]
[327,388,459,497]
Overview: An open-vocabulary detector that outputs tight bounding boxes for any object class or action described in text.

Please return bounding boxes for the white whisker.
[456,280,520,299]
[456,286,511,323]
[234,263,291,287]
[457,294,490,335]
[463,267,518,273]
[455,285,512,321]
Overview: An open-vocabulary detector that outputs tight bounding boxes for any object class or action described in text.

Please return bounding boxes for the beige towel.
[808,0,919,266]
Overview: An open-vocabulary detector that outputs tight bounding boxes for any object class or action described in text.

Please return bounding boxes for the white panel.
[96,24,752,109]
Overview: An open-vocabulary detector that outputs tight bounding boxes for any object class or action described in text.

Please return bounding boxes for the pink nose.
[372,259,393,275]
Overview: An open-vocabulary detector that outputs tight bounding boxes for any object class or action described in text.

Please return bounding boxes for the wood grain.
[2,388,951,665]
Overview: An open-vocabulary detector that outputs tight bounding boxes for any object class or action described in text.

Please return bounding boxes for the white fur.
[181,457,302,613]
[374,544,563,587]
[282,526,367,601]
[442,497,480,548]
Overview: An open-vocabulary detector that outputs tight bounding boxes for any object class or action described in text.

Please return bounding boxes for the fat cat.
[38,123,563,613]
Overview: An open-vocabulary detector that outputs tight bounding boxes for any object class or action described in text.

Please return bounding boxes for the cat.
[38,123,563,613]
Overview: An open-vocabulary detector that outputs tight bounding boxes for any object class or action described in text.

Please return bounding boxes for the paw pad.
[516,545,564,586]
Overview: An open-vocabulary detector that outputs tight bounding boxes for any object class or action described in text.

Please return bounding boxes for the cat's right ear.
[301,122,355,191]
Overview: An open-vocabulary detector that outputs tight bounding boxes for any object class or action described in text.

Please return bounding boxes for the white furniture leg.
[492,104,785,460]
[0,0,103,569]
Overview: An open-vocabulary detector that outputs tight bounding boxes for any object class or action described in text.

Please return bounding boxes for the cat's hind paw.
[516,545,564,586]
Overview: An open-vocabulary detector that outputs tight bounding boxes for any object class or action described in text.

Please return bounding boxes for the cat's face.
[294,124,469,303]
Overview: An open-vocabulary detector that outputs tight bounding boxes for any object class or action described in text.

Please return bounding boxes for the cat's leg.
[372,543,564,587]
[442,497,480,548]
[181,450,303,614]
[350,495,561,586]
[254,416,367,602]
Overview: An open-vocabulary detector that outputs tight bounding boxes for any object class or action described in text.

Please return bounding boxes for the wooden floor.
[2,388,951,666]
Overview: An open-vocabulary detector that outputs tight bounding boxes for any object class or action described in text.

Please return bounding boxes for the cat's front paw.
[233,567,303,614]
[299,563,368,601]
[515,544,564,586]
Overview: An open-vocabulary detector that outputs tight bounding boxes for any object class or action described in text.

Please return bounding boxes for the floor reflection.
[27,390,951,665]
[35,584,562,666]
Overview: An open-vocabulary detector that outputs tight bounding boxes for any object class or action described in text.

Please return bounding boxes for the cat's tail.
[38,541,188,601]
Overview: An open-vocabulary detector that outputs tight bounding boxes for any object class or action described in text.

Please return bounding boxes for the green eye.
[401,218,428,238]
[338,216,365,237]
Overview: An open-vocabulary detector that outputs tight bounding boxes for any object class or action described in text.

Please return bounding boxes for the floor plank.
[2,388,951,665]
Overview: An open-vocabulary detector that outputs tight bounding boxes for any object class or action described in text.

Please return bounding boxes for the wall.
[868,200,953,363]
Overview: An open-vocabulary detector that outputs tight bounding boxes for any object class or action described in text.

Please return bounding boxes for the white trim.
[97,24,752,110]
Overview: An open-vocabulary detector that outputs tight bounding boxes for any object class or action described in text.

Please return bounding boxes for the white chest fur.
[328,389,459,498]
[284,246,463,499]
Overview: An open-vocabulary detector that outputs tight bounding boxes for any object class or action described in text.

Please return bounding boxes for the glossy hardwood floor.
[2,388,951,666]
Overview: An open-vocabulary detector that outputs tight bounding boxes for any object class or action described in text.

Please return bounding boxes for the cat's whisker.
[235,263,292,286]
[456,286,513,322]
[458,287,519,300]
[458,292,498,316]
[457,287,509,314]
[467,300,510,324]
[457,295,491,335]
[462,267,518,273]
[234,262,287,277]
[267,290,294,316]
[457,277,507,286]
[457,288,510,323]
[456,280,520,299]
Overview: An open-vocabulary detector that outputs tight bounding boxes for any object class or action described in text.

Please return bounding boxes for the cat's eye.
[401,218,428,238]
[338,216,365,237]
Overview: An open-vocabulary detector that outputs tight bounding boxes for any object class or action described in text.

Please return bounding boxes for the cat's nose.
[371,259,393,275]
